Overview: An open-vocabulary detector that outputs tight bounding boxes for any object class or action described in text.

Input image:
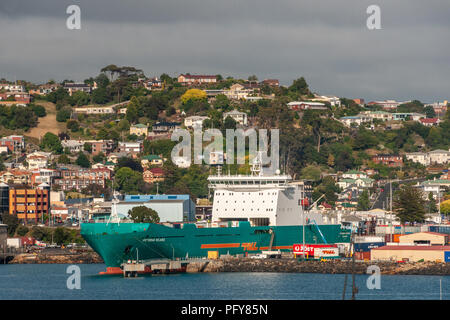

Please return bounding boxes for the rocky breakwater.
[10,250,103,264]
[186,257,450,275]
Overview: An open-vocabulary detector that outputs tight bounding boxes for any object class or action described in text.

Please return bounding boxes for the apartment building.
[54,168,112,192]
[9,184,50,223]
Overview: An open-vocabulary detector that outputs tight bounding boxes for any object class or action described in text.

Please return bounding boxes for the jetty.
[121,258,211,277]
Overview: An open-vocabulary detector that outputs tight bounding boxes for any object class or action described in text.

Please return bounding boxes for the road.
[371,177,428,210]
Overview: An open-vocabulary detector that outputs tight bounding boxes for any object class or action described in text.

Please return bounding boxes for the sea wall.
[9,251,103,264]
[8,254,450,275]
[186,257,450,275]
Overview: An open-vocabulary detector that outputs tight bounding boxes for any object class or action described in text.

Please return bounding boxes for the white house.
[26,151,51,170]
[223,110,248,126]
[406,149,450,166]
[342,170,368,180]
[427,150,450,164]
[184,116,210,129]
[339,115,371,127]
[61,140,85,153]
[287,101,327,110]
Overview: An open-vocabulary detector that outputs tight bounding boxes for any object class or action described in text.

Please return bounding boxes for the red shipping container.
[293,244,336,257]
[20,237,36,246]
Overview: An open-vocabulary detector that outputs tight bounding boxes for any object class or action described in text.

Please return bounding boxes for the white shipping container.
[355,236,384,243]
[7,238,22,248]
[314,247,339,258]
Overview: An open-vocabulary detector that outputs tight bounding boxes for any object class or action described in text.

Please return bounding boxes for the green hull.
[81,222,351,268]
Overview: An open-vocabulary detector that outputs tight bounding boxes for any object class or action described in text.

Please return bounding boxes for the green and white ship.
[81,159,350,274]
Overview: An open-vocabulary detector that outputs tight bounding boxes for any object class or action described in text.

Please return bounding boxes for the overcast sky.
[1,0,449,102]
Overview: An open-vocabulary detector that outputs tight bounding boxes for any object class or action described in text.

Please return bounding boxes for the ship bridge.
[208,174,292,191]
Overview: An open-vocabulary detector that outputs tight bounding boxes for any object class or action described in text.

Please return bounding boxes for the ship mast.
[251,151,263,176]
[107,179,121,225]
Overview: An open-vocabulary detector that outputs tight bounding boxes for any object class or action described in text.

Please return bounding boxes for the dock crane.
[303,194,328,244]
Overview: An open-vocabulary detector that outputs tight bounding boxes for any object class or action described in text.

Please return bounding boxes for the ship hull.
[81,222,351,268]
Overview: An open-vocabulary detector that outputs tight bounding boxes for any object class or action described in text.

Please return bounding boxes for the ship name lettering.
[143,238,165,242]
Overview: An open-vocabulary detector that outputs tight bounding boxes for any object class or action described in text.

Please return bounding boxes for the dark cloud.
[0,0,449,101]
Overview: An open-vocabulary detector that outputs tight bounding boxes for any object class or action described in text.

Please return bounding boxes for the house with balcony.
[372,154,403,167]
[223,109,248,126]
[177,74,217,85]
[130,124,148,137]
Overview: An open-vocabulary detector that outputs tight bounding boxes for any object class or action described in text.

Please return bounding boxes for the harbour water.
[0,264,448,300]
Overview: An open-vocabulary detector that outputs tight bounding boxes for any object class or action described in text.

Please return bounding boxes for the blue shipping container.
[354,242,385,252]
[445,252,450,263]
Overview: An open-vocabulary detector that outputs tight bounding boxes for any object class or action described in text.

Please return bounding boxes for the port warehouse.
[114,194,196,223]
[356,232,450,262]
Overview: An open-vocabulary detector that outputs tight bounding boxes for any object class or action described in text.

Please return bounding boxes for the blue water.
[0,264,448,300]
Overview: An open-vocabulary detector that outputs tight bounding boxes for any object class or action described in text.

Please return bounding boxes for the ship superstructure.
[209,155,322,226]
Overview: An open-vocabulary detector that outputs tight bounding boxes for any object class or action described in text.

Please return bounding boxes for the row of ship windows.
[216,208,274,212]
[216,200,274,204]
[215,192,278,196]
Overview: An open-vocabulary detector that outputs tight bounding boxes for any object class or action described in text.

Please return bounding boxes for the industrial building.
[399,232,448,246]
[371,245,450,262]
[116,194,195,223]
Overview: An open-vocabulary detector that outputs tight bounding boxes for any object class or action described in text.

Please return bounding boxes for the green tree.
[288,77,311,96]
[31,104,47,117]
[126,96,141,124]
[56,106,72,122]
[76,152,91,168]
[223,116,237,130]
[427,192,437,213]
[66,120,80,132]
[16,225,29,237]
[40,132,63,153]
[115,167,144,193]
[58,154,71,164]
[393,185,426,223]
[441,200,450,215]
[424,106,437,118]
[92,152,105,163]
[357,190,370,211]
[214,94,231,110]
[53,227,70,245]
[2,214,19,237]
[128,206,160,223]
[83,142,92,153]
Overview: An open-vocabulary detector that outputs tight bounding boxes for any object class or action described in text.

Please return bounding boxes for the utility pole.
[390,179,393,240]
[350,231,358,300]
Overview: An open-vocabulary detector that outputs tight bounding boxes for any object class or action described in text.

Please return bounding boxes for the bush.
[56,106,72,122]
[31,104,47,117]
[16,225,29,237]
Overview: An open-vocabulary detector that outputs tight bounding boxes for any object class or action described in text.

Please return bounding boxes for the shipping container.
[207,251,219,259]
[354,251,371,261]
[293,244,336,257]
[314,247,339,259]
[354,236,384,243]
[354,242,385,252]
[429,226,450,235]
[6,238,22,248]
[445,252,450,263]
[20,237,36,246]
